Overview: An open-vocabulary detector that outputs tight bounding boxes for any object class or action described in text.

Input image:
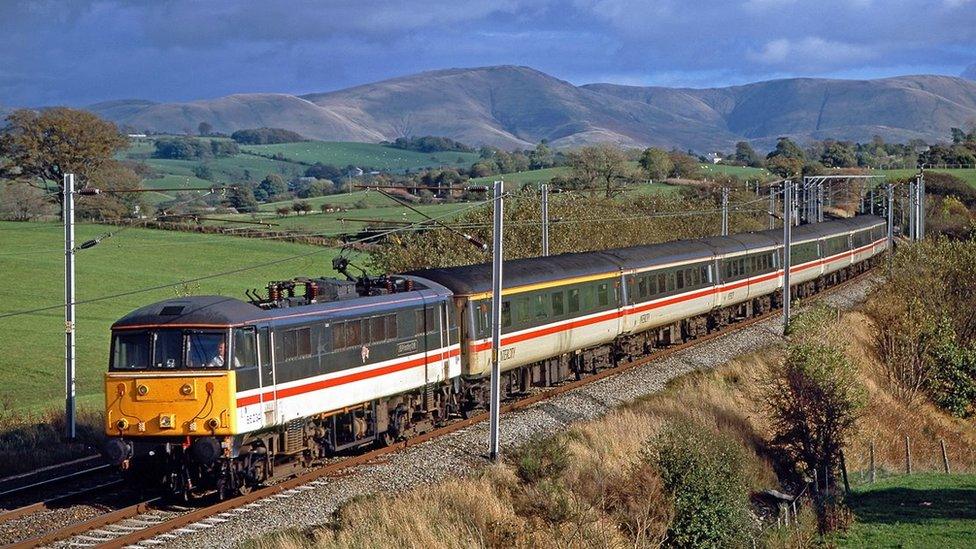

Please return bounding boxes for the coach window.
[501,301,512,328]
[691,267,700,286]
[232,328,257,369]
[656,273,666,294]
[533,294,548,320]
[568,288,580,313]
[675,270,685,290]
[516,297,531,324]
[666,273,675,292]
[551,291,565,316]
[597,283,609,306]
[638,276,647,299]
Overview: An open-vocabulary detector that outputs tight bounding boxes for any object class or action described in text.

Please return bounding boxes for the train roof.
[112,277,456,330]
[408,215,887,296]
[112,295,266,330]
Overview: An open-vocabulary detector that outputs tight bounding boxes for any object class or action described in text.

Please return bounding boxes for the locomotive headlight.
[136,384,149,396]
[180,383,193,396]
[115,418,129,430]
[158,413,176,429]
[206,418,219,431]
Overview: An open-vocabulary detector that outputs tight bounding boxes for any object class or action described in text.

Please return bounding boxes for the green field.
[0,222,342,412]
[240,142,480,172]
[699,163,771,180]
[837,474,976,547]
[220,190,489,236]
[875,168,976,187]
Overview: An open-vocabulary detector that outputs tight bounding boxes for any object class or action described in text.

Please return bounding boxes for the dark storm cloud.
[0,0,974,106]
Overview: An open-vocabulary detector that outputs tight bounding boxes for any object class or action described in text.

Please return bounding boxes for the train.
[102,215,888,499]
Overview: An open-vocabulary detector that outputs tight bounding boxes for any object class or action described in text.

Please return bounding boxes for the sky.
[2,0,975,107]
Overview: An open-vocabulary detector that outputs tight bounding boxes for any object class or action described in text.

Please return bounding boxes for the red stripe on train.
[235,347,461,407]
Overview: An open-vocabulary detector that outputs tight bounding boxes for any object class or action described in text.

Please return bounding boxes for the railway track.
[0,457,109,501]
[7,268,877,549]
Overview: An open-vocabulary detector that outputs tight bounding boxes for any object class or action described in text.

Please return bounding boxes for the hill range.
[85,65,976,152]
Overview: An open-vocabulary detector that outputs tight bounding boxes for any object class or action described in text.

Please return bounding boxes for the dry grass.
[842,310,976,477]
[0,406,104,476]
[253,308,976,549]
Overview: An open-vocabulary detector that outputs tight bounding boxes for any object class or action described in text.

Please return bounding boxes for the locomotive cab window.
[112,331,149,370]
[186,332,227,368]
[110,329,229,370]
[232,328,257,369]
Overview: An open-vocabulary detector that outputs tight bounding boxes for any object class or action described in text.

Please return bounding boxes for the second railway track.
[8,268,878,549]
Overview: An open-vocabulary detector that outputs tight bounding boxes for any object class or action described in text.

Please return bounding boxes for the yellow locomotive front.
[104,332,236,439]
[102,296,265,499]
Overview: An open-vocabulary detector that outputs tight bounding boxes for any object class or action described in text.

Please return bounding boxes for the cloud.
[0,0,974,106]
[748,37,878,70]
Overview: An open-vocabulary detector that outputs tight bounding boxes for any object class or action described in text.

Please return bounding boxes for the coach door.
[438,301,451,381]
[257,327,277,427]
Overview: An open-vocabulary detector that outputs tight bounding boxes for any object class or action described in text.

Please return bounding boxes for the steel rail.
[0,479,124,525]
[7,498,160,549]
[0,462,111,500]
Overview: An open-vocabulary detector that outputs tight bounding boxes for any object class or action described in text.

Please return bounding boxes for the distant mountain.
[85,66,976,151]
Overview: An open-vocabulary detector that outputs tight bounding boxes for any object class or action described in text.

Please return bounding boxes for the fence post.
[941,439,950,474]
[869,441,876,483]
[839,450,851,494]
[905,436,912,474]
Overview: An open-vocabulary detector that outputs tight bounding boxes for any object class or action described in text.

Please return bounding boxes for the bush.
[648,420,751,547]
[764,316,865,483]
[514,434,569,484]
[230,127,306,145]
[927,326,976,417]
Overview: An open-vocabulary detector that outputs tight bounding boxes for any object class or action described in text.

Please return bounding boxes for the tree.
[291,200,311,215]
[764,307,865,486]
[668,151,702,179]
[198,121,213,136]
[76,161,148,220]
[765,155,803,178]
[255,173,287,201]
[193,164,214,181]
[529,141,555,169]
[567,145,630,198]
[820,141,857,168]
[733,141,762,167]
[304,163,343,180]
[766,137,805,161]
[226,185,259,213]
[0,182,51,220]
[638,147,673,181]
[0,108,127,220]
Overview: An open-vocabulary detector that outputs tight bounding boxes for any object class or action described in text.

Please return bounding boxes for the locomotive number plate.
[500,348,516,361]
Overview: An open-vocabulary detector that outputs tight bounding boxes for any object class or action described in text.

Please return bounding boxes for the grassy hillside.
[241,142,480,171]
[0,222,339,411]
